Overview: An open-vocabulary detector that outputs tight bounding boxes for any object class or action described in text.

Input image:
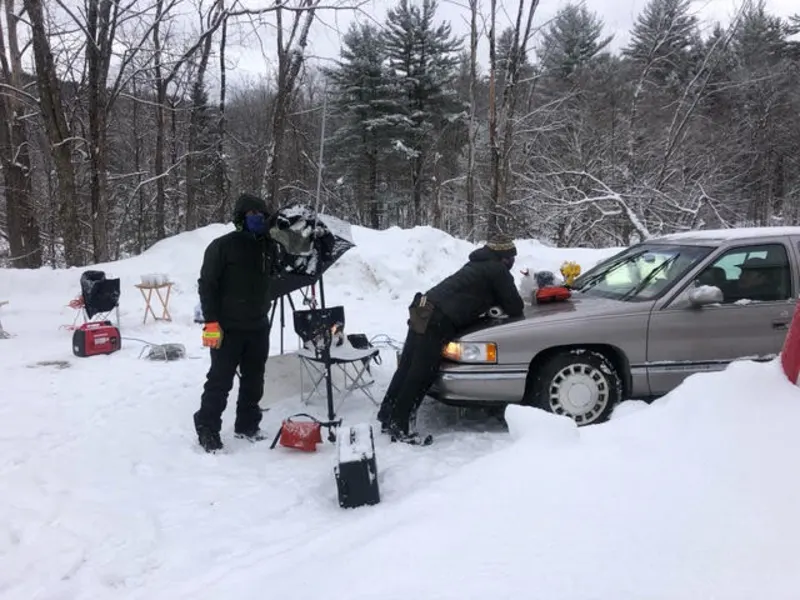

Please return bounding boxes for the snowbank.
[4,222,798,599]
[219,359,800,600]
[504,402,579,446]
[0,224,617,365]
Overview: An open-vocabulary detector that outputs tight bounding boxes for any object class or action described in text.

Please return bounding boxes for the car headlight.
[442,341,497,363]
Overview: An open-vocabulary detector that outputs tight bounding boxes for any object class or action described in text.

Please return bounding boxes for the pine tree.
[539,4,613,79]
[733,1,786,70]
[496,27,534,87]
[623,0,698,85]
[382,0,465,225]
[186,79,219,230]
[788,14,800,59]
[700,24,737,115]
[325,22,394,228]
[728,1,796,223]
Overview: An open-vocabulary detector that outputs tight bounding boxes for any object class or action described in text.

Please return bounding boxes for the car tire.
[528,349,621,426]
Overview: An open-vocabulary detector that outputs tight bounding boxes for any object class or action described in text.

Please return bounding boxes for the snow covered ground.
[2,224,800,599]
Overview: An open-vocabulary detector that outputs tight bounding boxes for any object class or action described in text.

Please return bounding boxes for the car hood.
[456,293,648,339]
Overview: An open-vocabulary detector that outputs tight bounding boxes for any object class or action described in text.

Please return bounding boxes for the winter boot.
[234,428,268,443]
[376,404,393,432]
[387,424,433,446]
[198,428,223,453]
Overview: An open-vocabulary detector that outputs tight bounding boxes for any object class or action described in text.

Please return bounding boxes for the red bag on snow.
[535,285,571,304]
[269,413,340,452]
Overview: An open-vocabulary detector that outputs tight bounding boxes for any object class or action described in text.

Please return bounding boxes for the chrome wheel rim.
[548,363,609,424]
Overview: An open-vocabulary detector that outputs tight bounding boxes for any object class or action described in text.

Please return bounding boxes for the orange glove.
[202,322,223,349]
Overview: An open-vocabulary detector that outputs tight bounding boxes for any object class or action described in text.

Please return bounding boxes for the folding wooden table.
[135,282,173,324]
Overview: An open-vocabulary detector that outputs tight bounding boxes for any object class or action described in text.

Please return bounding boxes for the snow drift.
[2,223,798,600]
[205,359,800,600]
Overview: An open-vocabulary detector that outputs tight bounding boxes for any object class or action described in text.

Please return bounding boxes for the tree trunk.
[185,27,215,231]
[215,6,230,222]
[466,0,478,240]
[432,155,442,230]
[261,2,317,210]
[24,0,81,265]
[490,0,539,237]
[0,91,22,264]
[487,0,500,237]
[151,0,228,236]
[264,87,291,209]
[412,153,424,226]
[153,0,166,239]
[170,96,179,229]
[368,150,379,229]
[0,0,39,267]
[132,73,145,255]
[85,0,116,263]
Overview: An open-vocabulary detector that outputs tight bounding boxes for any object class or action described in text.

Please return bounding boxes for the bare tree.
[185,0,223,230]
[3,0,797,268]
[24,0,82,265]
[465,0,479,240]
[148,0,304,235]
[150,0,228,237]
[487,0,540,236]
[259,0,321,210]
[214,0,230,222]
[83,0,117,262]
[0,0,40,267]
[487,0,498,236]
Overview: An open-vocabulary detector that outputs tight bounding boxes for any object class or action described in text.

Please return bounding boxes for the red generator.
[72,321,121,357]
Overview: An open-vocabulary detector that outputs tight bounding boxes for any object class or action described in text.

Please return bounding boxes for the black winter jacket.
[198,195,276,331]
[425,247,524,329]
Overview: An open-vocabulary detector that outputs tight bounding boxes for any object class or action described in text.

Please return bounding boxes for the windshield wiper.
[619,254,679,301]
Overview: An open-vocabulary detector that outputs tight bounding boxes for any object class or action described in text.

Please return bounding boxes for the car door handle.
[773,320,789,330]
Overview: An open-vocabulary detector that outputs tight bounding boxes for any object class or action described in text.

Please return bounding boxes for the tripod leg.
[268,299,278,330]
[280,295,285,355]
[322,345,336,442]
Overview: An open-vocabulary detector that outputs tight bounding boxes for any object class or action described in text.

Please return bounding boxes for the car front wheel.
[528,350,621,426]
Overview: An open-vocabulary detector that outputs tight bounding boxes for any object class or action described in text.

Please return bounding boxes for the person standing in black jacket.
[193,193,276,453]
[378,235,525,445]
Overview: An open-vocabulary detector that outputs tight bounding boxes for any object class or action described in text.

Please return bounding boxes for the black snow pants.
[194,326,269,435]
[378,296,456,434]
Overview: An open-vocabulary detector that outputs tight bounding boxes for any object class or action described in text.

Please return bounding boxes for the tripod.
[269,293,296,355]
[269,277,326,354]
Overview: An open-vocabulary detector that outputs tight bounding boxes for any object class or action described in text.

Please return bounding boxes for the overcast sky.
[223,0,797,87]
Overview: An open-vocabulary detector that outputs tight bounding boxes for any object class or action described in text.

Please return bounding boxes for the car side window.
[694,243,791,304]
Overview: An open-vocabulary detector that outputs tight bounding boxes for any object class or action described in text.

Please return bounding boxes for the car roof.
[649,226,800,245]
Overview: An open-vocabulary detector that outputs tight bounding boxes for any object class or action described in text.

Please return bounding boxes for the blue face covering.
[245,213,266,235]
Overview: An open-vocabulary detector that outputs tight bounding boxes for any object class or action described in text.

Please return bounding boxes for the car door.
[645,239,795,396]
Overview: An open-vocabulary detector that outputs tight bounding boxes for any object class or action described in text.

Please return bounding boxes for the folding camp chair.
[293,305,381,412]
[67,270,121,329]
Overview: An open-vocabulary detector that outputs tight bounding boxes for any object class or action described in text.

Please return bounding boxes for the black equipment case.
[334,423,380,509]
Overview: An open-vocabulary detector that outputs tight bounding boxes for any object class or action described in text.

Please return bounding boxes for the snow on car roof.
[652,226,800,244]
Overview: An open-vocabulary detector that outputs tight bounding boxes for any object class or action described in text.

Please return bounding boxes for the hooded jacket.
[197,194,277,331]
[424,246,524,329]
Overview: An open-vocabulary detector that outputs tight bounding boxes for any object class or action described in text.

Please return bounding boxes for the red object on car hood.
[535,286,572,304]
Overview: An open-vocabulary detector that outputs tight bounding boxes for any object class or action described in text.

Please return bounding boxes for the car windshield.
[571,243,713,301]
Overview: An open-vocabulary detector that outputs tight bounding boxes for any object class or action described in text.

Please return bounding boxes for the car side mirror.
[687,285,723,307]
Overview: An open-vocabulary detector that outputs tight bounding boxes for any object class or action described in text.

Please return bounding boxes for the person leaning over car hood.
[426,235,524,326]
[377,234,525,445]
